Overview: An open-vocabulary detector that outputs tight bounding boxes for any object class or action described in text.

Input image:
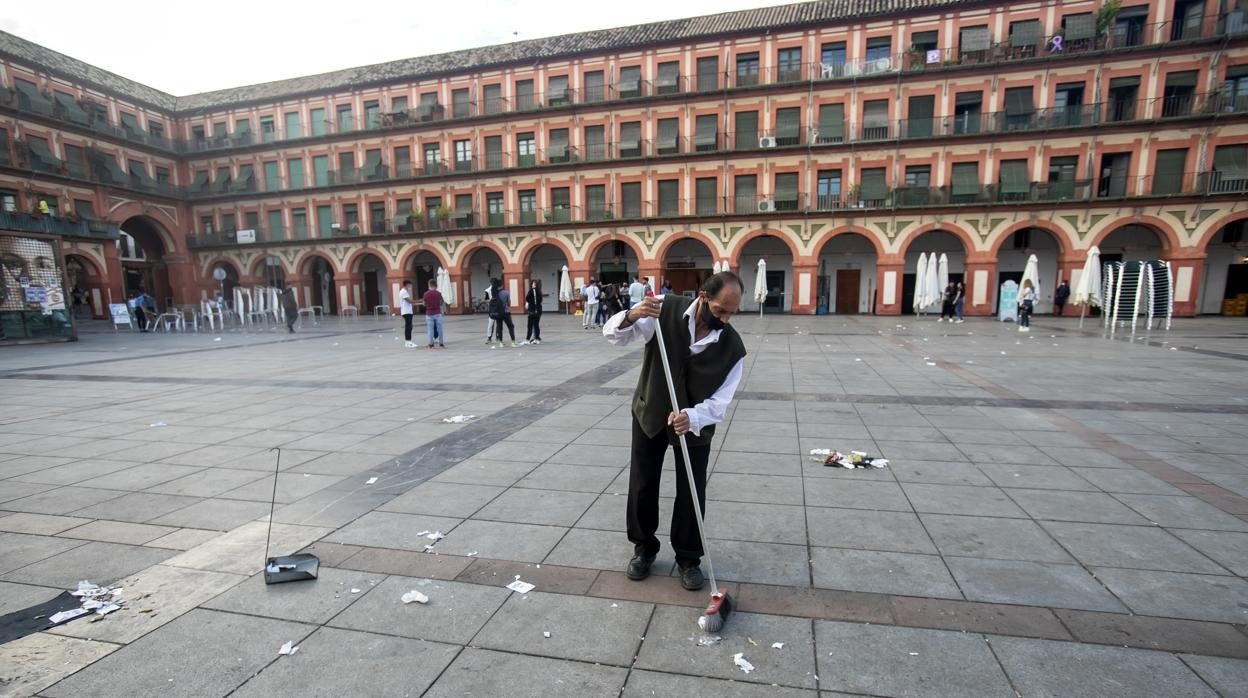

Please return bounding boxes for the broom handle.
[264,447,280,564]
[652,320,718,593]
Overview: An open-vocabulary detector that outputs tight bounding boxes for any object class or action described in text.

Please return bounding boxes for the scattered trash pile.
[442,414,477,424]
[48,581,125,625]
[809,449,889,469]
[692,634,786,675]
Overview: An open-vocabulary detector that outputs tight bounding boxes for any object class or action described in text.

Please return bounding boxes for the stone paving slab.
[202,567,383,624]
[43,608,312,698]
[328,575,507,644]
[473,591,650,665]
[1181,655,1248,697]
[426,648,629,697]
[0,541,175,588]
[0,513,91,536]
[0,632,118,698]
[989,636,1217,697]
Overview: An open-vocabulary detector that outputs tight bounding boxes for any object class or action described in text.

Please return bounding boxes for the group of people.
[479,277,544,347]
[398,279,445,348]
[581,276,673,329]
[937,281,966,323]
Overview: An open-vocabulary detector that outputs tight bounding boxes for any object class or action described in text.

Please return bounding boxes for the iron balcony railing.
[0,210,120,239]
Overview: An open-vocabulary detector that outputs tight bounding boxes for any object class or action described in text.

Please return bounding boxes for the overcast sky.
[2,0,799,96]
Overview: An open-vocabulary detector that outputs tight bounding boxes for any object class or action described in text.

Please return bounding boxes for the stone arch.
[451,239,511,269]
[897,222,976,258]
[109,203,178,253]
[658,234,719,296]
[987,220,1074,258]
[294,250,340,276]
[204,258,242,302]
[582,233,646,267]
[397,245,450,275]
[810,225,887,259]
[1088,217,1181,256]
[520,241,571,312]
[517,236,577,269]
[1194,210,1248,252]
[651,229,725,268]
[813,227,883,315]
[727,227,802,269]
[1192,211,1248,315]
[733,231,799,312]
[345,246,395,274]
[117,214,175,305]
[248,253,289,278]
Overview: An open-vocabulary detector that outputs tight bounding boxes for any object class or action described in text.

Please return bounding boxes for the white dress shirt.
[585,284,600,302]
[628,282,646,304]
[398,287,414,315]
[603,297,744,437]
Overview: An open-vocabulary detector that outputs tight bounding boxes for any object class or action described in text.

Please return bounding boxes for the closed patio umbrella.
[938,253,950,297]
[753,258,768,317]
[1020,253,1041,305]
[1073,246,1102,328]
[913,252,929,313]
[925,252,941,314]
[558,265,572,314]
[713,261,723,274]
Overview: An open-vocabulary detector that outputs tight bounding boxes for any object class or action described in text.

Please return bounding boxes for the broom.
[652,319,734,633]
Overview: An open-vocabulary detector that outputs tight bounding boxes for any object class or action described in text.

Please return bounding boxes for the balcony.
[0,211,120,239]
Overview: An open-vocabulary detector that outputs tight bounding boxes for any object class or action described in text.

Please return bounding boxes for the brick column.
[873,257,904,315]
[335,273,358,313]
[385,272,406,315]
[1167,249,1206,318]
[501,268,525,313]
[446,269,468,315]
[101,241,125,312]
[790,262,818,314]
[962,255,998,317]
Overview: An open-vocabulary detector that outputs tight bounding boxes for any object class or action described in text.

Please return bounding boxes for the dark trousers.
[627,417,710,566]
[403,313,413,341]
[1055,302,1066,316]
[494,314,515,341]
[526,313,541,340]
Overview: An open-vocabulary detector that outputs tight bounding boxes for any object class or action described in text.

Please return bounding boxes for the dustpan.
[262,448,319,585]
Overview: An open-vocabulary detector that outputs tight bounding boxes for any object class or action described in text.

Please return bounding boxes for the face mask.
[700,297,725,331]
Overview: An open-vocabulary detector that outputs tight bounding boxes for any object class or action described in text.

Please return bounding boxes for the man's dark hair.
[428,279,437,288]
[701,271,745,297]
[403,279,412,286]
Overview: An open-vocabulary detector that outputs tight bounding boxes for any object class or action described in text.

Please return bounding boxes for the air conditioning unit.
[757,198,776,213]
[758,136,777,148]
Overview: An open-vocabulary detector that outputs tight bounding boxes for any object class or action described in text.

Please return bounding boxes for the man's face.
[700,285,742,325]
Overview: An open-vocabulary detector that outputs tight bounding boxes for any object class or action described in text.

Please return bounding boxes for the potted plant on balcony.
[406,207,422,231]
[906,44,926,70]
[435,203,452,228]
[1096,0,1122,39]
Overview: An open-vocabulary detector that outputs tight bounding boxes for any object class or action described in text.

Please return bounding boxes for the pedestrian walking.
[493,283,517,347]
[954,280,965,323]
[282,287,298,333]
[603,271,747,591]
[423,279,445,348]
[1054,279,1070,316]
[938,282,956,322]
[583,278,600,329]
[399,280,416,347]
[523,280,542,344]
[1018,279,1036,332]
[483,280,498,344]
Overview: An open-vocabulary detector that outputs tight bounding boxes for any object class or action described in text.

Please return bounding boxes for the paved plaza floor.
[0,311,1245,696]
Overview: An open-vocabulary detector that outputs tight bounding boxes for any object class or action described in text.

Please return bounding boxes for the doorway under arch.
[303,256,335,313]
[210,260,241,305]
[903,230,966,315]
[816,233,878,314]
[738,235,793,312]
[663,238,715,296]
[354,253,388,310]
[409,251,441,309]
[996,227,1063,314]
[118,216,171,307]
[526,243,568,312]
[464,247,504,310]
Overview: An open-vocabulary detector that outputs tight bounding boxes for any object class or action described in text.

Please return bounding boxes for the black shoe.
[679,563,705,591]
[626,554,655,581]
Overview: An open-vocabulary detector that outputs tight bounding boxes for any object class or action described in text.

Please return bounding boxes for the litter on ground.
[442,415,477,423]
[401,590,429,604]
[772,642,784,649]
[733,653,755,674]
[809,449,889,469]
[543,631,551,638]
[365,477,378,484]
[506,579,536,594]
[278,641,298,655]
[149,421,167,428]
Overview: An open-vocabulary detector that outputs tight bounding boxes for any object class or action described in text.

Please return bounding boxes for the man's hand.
[626,296,661,324]
[667,410,691,435]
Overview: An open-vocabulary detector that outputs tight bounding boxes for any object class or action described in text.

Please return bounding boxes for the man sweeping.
[603,271,746,591]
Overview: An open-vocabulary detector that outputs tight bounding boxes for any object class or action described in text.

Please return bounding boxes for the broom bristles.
[699,590,734,633]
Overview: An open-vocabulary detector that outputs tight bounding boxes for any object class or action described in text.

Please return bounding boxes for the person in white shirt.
[483,280,498,344]
[398,280,416,348]
[627,275,646,310]
[603,271,746,592]
[582,279,601,329]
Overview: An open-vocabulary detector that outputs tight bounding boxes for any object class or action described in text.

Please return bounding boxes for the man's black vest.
[632,295,747,446]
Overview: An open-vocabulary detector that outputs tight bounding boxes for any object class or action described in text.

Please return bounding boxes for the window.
[583,71,605,102]
[394,146,411,176]
[820,42,846,78]
[1062,12,1096,48]
[549,187,570,222]
[959,26,991,60]
[310,108,326,136]
[1152,149,1188,194]
[73,199,94,219]
[1004,87,1034,129]
[244,211,260,231]
[155,166,170,185]
[292,208,307,239]
[998,159,1031,200]
[736,52,760,86]
[816,169,842,208]
[583,125,606,160]
[419,92,440,120]
[120,112,141,135]
[656,62,680,94]
[148,122,164,139]
[656,118,679,154]
[425,197,441,226]
[904,165,931,187]
[369,201,386,233]
[264,161,281,191]
[516,79,535,109]
[483,84,503,114]
[777,47,802,82]
[222,213,235,232]
[734,110,759,149]
[906,95,935,137]
[191,169,209,193]
[694,114,719,151]
[364,100,380,128]
[910,30,938,52]
[1221,65,1248,112]
[214,166,232,193]
[619,122,641,157]
[862,100,889,140]
[585,184,609,220]
[452,89,470,118]
[312,155,330,186]
[1110,4,1149,47]
[548,128,571,162]
[191,125,205,143]
[547,76,570,105]
[62,144,85,177]
[734,174,757,212]
[391,96,408,113]
[260,210,281,239]
[338,152,355,181]
[954,91,983,134]
[1009,19,1042,54]
[424,143,441,171]
[859,168,888,205]
[775,107,800,146]
[336,104,352,132]
[657,180,679,216]
[1054,82,1086,125]
[696,57,719,91]
[1162,71,1197,117]
[484,136,503,169]
[486,192,504,225]
[258,116,274,143]
[1046,155,1079,199]
[617,66,642,98]
[200,216,214,234]
[363,148,383,180]
[621,182,642,217]
[316,205,333,237]
[0,188,16,213]
[518,190,537,224]
[900,166,932,205]
[454,194,473,226]
[695,177,717,214]
[517,133,536,166]
[951,162,980,202]
[865,36,891,61]
[454,139,473,171]
[1211,145,1248,192]
[774,173,799,210]
[816,104,844,143]
[284,111,301,139]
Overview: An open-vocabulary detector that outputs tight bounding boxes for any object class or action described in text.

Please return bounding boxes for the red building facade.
[2,0,1248,320]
